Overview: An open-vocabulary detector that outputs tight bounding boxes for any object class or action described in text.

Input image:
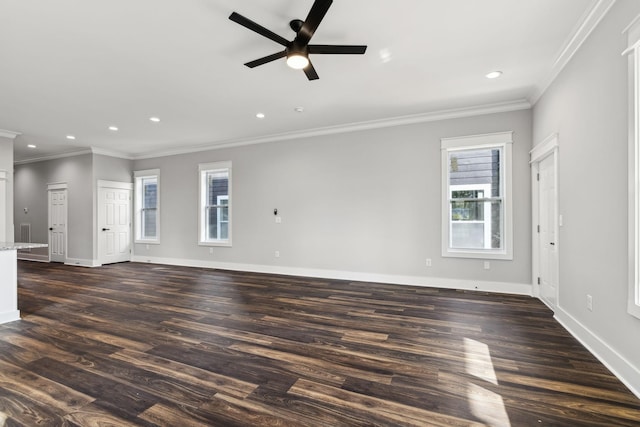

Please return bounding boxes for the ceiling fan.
[229,0,367,80]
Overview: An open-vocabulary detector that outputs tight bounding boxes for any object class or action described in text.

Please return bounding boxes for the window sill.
[442,249,512,260]
[135,240,160,245]
[199,241,232,248]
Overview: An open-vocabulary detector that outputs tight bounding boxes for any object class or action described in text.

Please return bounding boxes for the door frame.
[97,180,132,265]
[0,170,6,243]
[531,133,559,310]
[47,182,68,263]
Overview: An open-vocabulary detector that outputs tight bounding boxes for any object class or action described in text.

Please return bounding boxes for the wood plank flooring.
[0,260,638,426]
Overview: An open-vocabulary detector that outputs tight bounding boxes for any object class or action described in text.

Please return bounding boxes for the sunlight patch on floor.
[464,337,511,427]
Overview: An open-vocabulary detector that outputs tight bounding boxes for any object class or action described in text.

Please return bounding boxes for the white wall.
[532,0,640,396]
[0,136,14,242]
[132,109,532,293]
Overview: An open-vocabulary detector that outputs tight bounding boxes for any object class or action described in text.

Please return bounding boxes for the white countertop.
[0,242,48,251]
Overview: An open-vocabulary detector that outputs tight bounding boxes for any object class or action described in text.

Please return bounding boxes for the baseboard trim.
[64,258,101,268]
[0,310,21,325]
[130,255,532,296]
[555,306,640,399]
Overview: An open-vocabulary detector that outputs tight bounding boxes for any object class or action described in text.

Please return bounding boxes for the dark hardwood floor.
[0,261,638,426]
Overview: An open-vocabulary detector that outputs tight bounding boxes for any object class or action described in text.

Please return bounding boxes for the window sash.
[140,207,157,239]
[142,179,157,209]
[204,204,229,240]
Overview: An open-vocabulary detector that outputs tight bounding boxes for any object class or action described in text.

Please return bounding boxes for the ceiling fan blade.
[229,12,289,47]
[308,45,367,55]
[303,62,320,80]
[244,51,287,68]
[296,0,333,46]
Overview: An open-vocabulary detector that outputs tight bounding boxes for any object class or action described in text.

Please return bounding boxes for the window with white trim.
[441,132,513,259]
[134,169,160,243]
[624,15,640,320]
[199,161,232,246]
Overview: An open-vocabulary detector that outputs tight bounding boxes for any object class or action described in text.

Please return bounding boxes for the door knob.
[49,227,53,231]
[550,242,555,245]
[102,228,110,231]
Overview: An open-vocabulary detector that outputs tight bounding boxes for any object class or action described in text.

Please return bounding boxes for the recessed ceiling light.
[108,126,119,131]
[149,117,161,123]
[27,144,36,149]
[294,107,304,113]
[256,113,265,119]
[66,135,76,140]
[486,71,503,79]
[379,48,392,63]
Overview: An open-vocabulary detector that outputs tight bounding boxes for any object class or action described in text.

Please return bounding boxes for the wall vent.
[19,223,31,252]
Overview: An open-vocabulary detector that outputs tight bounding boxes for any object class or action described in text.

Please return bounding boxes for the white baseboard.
[0,310,20,325]
[130,255,532,296]
[64,258,101,268]
[555,306,640,399]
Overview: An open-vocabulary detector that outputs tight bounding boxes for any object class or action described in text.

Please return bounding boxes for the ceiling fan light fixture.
[286,54,309,70]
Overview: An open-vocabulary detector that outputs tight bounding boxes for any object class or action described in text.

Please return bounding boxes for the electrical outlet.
[484,261,491,270]
[275,250,280,258]
[275,216,282,224]
[425,258,432,267]
[587,294,593,311]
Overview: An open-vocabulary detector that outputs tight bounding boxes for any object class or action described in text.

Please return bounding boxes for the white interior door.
[48,189,67,263]
[98,184,131,265]
[538,154,558,309]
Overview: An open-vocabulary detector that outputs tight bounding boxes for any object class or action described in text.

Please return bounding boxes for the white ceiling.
[1,0,599,163]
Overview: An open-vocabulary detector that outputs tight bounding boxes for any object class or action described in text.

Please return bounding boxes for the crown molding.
[14,147,132,165]
[530,0,617,105]
[12,99,531,164]
[132,99,531,160]
[0,129,21,140]
[13,149,92,165]
[90,147,133,160]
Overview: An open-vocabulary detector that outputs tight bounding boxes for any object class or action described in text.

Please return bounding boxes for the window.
[199,161,232,246]
[624,16,640,319]
[134,169,159,243]
[441,132,513,259]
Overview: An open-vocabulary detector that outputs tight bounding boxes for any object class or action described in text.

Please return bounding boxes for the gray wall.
[14,153,94,260]
[0,136,14,242]
[133,109,532,289]
[532,0,640,392]
[93,154,133,183]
